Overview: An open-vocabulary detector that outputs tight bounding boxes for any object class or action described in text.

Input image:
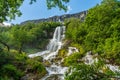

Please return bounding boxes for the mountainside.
[21,11,87,24]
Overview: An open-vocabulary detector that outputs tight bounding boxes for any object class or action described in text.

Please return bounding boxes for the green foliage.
[0,50,26,79]
[65,18,87,44]
[0,76,9,80]
[102,39,120,64]
[46,0,69,11]
[0,21,60,79]
[0,51,14,67]
[64,52,84,66]
[64,0,120,79]
[0,64,24,80]
[0,49,47,79]
[0,22,60,53]
[0,21,61,54]
[65,0,120,65]
[26,57,47,77]
[1,0,120,79]
[0,32,10,51]
[0,0,23,22]
[10,26,33,53]
[65,61,119,80]
[58,48,68,58]
[70,43,85,54]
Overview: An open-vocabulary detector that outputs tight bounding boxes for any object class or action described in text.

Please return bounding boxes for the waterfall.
[47,26,62,52]
[29,26,65,58]
[28,26,67,80]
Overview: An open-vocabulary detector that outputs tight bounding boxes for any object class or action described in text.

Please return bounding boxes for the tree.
[65,18,82,42]
[0,32,10,51]
[46,0,69,11]
[11,27,32,53]
[0,0,69,22]
[0,0,23,22]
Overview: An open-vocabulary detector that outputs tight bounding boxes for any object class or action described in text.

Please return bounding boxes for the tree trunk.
[0,40,10,51]
[19,43,23,54]
[0,47,3,51]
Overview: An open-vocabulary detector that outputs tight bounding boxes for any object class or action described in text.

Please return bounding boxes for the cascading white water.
[29,26,65,58]
[28,26,67,80]
[47,27,62,52]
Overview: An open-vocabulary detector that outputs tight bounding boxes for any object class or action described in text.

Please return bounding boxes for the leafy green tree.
[46,0,69,11]
[83,0,120,53]
[0,0,23,22]
[65,0,120,65]
[0,64,23,80]
[0,32,10,51]
[65,18,82,42]
[64,0,120,79]
[11,27,32,53]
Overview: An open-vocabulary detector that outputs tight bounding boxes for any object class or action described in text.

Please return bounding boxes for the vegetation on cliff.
[64,0,120,80]
[0,22,61,79]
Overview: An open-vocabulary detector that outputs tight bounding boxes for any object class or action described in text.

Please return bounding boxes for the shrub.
[65,62,119,80]
[0,64,23,80]
[26,58,47,78]
[64,52,84,66]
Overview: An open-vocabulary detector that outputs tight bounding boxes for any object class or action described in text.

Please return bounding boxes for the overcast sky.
[10,0,102,24]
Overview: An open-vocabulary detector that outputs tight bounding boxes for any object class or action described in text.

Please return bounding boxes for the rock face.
[21,11,87,24]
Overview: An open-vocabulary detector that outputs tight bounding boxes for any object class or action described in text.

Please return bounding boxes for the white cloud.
[66,5,72,14]
[3,22,11,26]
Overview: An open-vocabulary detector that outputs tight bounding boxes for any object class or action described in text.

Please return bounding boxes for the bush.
[64,52,84,66]
[26,58,47,78]
[0,64,24,80]
[0,51,14,67]
[65,62,119,80]
[58,48,68,58]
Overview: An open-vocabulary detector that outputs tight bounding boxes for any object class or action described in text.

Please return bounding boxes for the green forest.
[0,0,120,80]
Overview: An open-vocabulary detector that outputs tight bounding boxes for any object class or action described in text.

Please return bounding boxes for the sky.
[9,0,102,24]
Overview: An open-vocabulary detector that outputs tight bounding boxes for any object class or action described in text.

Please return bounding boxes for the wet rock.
[82,51,99,65]
[45,74,62,80]
[44,60,51,67]
[52,57,62,62]
[62,40,72,48]
[86,51,93,55]
[21,73,37,80]
[68,47,79,56]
